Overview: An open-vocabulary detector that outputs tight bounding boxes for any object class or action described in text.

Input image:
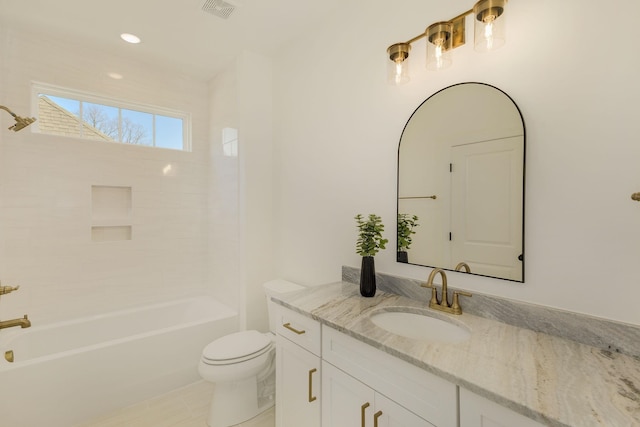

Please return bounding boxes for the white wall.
[272,0,640,324]
[237,52,275,331]
[0,27,212,322]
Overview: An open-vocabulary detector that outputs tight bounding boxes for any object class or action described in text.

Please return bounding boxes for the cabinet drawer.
[323,326,457,427]
[275,306,321,356]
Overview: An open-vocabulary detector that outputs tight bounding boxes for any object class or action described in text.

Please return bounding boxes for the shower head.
[9,116,36,132]
[1,105,37,132]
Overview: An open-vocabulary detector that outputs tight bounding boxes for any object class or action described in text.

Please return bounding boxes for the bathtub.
[0,296,238,427]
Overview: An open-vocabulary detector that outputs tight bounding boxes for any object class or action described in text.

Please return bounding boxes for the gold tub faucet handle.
[0,284,20,295]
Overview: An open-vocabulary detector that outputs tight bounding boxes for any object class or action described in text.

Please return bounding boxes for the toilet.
[198,279,304,427]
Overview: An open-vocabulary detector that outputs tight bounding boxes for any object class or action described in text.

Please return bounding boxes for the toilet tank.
[263,279,304,333]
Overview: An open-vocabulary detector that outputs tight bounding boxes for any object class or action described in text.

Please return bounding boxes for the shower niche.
[91,185,132,242]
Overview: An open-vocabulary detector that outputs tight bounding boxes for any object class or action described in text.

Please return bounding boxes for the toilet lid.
[202,330,272,362]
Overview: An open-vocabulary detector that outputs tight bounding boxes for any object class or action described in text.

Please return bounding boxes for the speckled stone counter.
[272,281,640,427]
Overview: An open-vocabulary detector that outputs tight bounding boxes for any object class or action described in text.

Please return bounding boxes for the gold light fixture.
[387,43,412,85]
[474,0,507,51]
[426,22,453,71]
[386,0,508,84]
[0,105,36,132]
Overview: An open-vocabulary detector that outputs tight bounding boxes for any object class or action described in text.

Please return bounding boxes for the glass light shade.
[387,43,411,85]
[473,0,507,52]
[426,22,453,71]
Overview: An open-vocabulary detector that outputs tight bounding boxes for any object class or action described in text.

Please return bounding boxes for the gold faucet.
[421,268,472,315]
[0,315,31,330]
[455,262,471,273]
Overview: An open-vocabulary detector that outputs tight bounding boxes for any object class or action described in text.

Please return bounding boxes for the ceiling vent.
[202,0,236,19]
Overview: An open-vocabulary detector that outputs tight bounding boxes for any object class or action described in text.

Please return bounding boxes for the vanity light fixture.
[387,43,412,85]
[387,0,507,84]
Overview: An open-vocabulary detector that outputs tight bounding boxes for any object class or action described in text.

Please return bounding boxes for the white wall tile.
[0,26,223,322]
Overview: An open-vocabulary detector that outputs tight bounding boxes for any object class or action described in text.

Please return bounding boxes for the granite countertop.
[272,281,640,427]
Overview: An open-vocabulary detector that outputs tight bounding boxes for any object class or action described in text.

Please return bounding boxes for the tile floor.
[76,381,274,427]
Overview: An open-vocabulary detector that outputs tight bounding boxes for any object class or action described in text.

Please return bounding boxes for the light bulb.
[435,44,444,69]
[395,61,404,85]
[483,16,496,50]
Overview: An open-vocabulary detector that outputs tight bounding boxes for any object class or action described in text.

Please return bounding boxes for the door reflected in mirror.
[397,83,525,282]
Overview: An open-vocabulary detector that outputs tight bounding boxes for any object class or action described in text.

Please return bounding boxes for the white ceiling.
[0,0,344,81]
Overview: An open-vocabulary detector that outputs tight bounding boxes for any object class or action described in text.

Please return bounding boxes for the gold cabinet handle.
[361,402,370,427]
[282,322,306,335]
[373,410,383,427]
[308,368,317,402]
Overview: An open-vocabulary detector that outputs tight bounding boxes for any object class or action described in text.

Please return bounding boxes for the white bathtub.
[0,296,238,427]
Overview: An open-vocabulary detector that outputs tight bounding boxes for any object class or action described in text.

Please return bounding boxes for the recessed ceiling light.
[120,33,141,44]
[108,72,124,80]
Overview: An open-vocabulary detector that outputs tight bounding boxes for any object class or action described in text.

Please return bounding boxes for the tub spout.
[0,315,31,330]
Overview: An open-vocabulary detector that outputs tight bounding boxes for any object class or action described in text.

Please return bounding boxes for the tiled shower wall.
[0,27,217,322]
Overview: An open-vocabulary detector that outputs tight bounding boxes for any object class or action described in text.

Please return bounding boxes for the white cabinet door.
[322,362,434,427]
[322,326,457,427]
[322,361,374,427]
[450,136,524,281]
[276,335,321,427]
[459,388,546,427]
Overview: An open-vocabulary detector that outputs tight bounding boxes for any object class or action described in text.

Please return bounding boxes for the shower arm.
[0,105,17,118]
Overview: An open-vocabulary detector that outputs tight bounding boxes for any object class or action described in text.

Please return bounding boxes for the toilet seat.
[202,330,273,365]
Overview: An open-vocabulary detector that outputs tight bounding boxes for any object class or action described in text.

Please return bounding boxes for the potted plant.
[397,213,419,263]
[355,214,388,297]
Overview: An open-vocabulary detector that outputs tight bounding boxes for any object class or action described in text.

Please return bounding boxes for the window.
[33,83,191,151]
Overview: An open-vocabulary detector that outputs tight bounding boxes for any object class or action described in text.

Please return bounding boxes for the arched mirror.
[397,82,525,282]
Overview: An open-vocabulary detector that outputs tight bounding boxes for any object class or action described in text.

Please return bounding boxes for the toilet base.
[207,377,274,427]
[206,362,275,427]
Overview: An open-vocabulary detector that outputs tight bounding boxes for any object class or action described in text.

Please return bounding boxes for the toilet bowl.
[198,279,304,427]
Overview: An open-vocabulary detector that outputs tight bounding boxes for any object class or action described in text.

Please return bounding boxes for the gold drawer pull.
[282,322,306,335]
[373,410,383,427]
[361,402,370,427]
[308,368,317,402]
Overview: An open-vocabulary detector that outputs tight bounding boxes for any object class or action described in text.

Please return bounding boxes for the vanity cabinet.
[322,327,457,427]
[275,304,547,427]
[459,388,546,427]
[322,361,434,427]
[275,306,321,427]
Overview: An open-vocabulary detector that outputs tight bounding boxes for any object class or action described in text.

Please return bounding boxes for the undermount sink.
[369,309,471,344]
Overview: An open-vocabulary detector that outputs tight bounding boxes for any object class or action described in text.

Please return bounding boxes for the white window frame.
[31,82,192,151]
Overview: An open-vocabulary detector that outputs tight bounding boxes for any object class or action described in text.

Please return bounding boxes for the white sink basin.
[369,310,470,344]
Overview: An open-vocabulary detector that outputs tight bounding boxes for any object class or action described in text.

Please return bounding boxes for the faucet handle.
[451,291,472,315]
[420,281,439,305]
